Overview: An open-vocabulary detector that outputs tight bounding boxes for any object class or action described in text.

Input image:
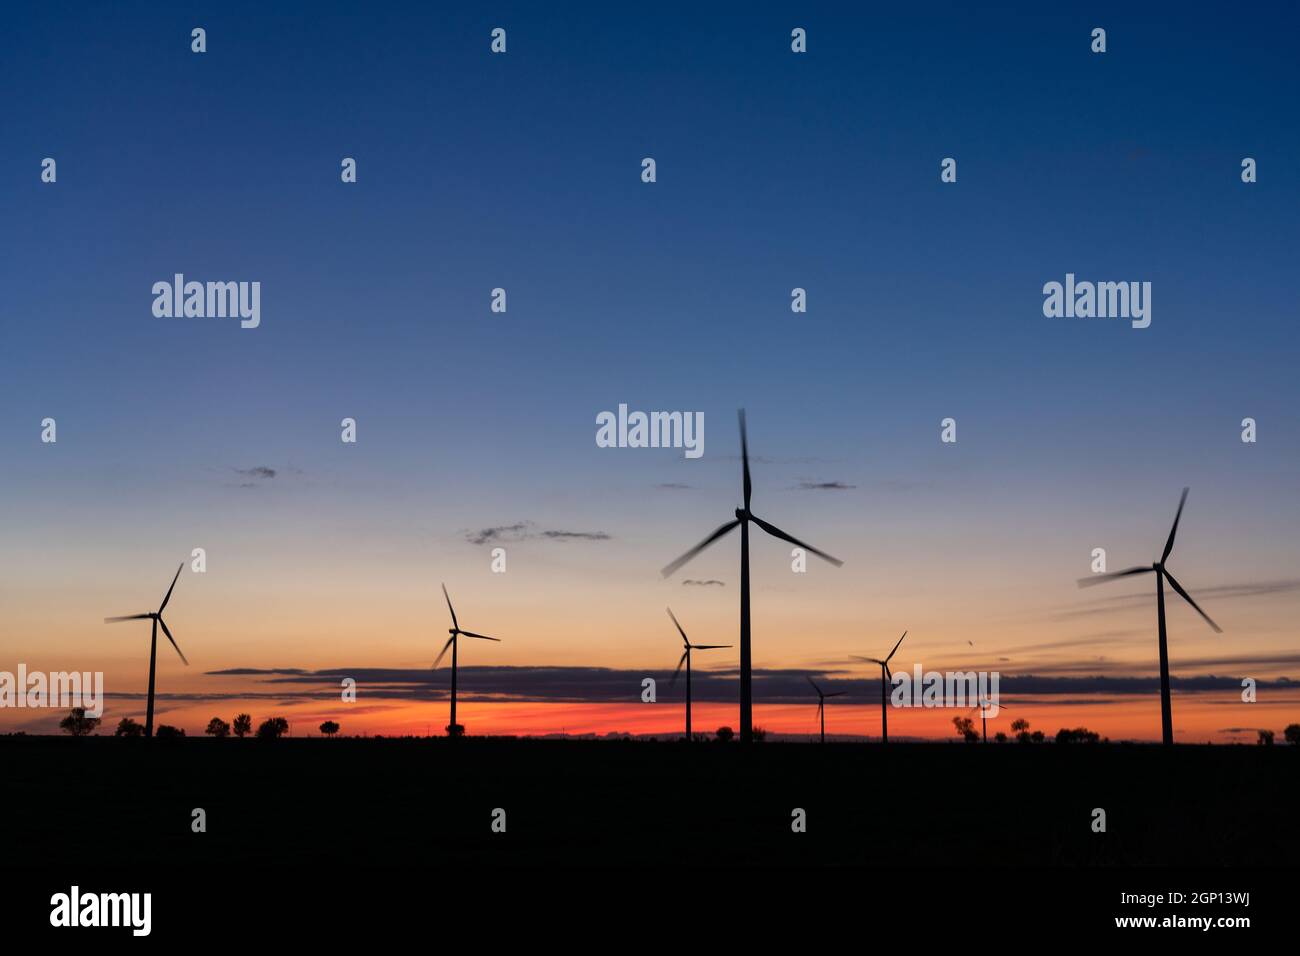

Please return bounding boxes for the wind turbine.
[103,564,188,738]
[667,607,731,740]
[661,410,843,743]
[807,676,847,744]
[851,631,907,744]
[433,584,502,737]
[1077,487,1221,746]
[967,697,1009,743]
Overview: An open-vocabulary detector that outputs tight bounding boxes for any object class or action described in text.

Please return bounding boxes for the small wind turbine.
[967,697,1009,743]
[807,676,846,744]
[852,630,907,744]
[667,607,730,740]
[1077,488,1221,745]
[662,410,843,743]
[103,564,188,738]
[433,584,502,737]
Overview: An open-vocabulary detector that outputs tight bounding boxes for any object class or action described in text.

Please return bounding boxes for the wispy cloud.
[794,480,857,491]
[1053,579,1300,621]
[465,521,611,546]
[683,579,725,587]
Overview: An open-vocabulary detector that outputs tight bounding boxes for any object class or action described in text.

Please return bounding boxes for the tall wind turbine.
[851,630,907,744]
[661,410,843,743]
[1078,487,1221,745]
[103,564,188,738]
[667,607,731,740]
[433,584,502,737]
[807,676,847,744]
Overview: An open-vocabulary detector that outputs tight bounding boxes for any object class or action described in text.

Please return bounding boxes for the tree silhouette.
[1011,718,1032,744]
[715,726,734,743]
[232,713,253,738]
[1258,729,1275,746]
[155,725,185,738]
[114,717,144,737]
[751,726,768,743]
[994,731,1008,744]
[445,723,465,737]
[257,717,289,739]
[952,716,979,743]
[205,717,231,738]
[59,707,100,736]
[319,720,340,738]
[1285,723,1300,746]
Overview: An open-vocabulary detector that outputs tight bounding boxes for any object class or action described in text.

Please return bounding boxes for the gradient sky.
[2,2,1298,741]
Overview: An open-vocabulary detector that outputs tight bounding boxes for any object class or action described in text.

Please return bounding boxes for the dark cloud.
[795,480,857,491]
[201,665,1300,706]
[465,521,610,546]
[234,466,277,480]
[656,482,694,490]
[683,579,725,587]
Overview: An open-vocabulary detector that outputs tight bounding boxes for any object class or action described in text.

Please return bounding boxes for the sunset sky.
[2,3,1298,742]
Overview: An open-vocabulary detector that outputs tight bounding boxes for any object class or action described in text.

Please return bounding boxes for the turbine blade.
[826,691,848,698]
[1162,487,1190,563]
[852,656,885,665]
[661,520,741,578]
[157,617,188,666]
[432,636,455,669]
[739,409,752,510]
[666,606,689,645]
[692,644,732,650]
[441,583,458,631]
[158,563,183,613]
[806,675,822,695]
[104,614,152,623]
[749,515,843,567]
[885,630,908,662]
[669,650,688,687]
[1077,566,1154,588]
[1163,569,1222,633]
[459,630,501,642]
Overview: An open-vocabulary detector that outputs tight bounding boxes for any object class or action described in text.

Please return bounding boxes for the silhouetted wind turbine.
[807,676,846,744]
[433,584,502,737]
[661,410,843,743]
[667,607,730,740]
[1077,487,1221,746]
[967,697,1009,743]
[852,631,907,744]
[103,564,188,738]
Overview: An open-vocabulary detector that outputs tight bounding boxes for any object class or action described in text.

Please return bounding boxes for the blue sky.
[1,2,1298,737]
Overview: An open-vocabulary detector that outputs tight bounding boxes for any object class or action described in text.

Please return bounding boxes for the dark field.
[3,737,1297,868]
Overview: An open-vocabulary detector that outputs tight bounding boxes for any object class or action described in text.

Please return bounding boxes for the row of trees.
[56,709,341,738]
[952,716,1300,745]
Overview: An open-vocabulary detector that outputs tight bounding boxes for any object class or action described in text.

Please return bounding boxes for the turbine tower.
[103,564,188,738]
[807,676,847,744]
[662,410,843,743]
[1078,488,1221,745]
[433,584,502,737]
[667,607,731,740]
[851,630,907,744]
